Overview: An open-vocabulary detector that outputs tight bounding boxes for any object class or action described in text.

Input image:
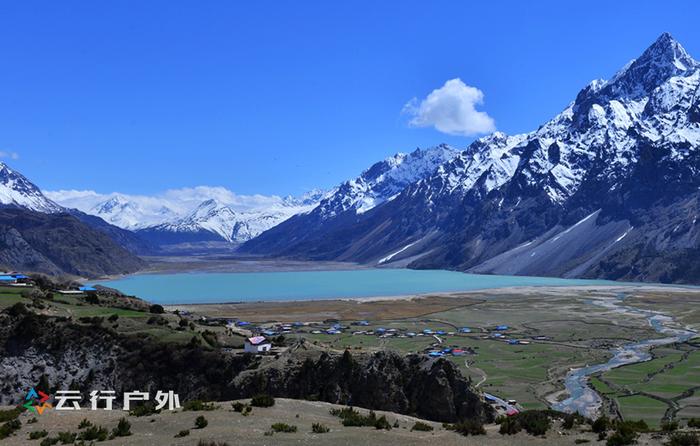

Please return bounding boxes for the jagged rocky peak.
[575,33,699,111]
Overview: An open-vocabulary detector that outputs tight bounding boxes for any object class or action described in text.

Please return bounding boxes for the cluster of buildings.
[0,272,31,286]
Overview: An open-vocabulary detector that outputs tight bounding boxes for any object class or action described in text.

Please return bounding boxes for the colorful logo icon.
[23,387,52,414]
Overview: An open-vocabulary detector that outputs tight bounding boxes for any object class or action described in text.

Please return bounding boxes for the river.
[551,293,696,418]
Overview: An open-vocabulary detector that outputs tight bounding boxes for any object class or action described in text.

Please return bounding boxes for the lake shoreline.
[162,284,699,314]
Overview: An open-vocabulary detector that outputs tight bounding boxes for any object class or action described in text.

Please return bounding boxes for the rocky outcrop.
[231,347,493,423]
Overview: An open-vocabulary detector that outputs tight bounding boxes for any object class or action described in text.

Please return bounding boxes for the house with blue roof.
[0,275,17,283]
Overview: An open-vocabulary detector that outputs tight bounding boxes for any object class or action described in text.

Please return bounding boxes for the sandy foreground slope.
[2,398,669,446]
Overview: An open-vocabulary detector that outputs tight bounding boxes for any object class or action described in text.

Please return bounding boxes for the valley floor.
[171,285,700,425]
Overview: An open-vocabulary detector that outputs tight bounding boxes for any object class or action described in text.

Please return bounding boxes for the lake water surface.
[96,269,615,304]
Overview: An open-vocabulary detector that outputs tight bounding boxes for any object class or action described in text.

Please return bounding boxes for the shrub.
[606,423,637,446]
[250,394,275,407]
[669,432,700,446]
[689,418,700,428]
[77,425,108,442]
[330,407,388,428]
[453,419,486,436]
[183,400,217,411]
[111,418,131,437]
[499,416,521,435]
[0,419,22,440]
[78,419,93,429]
[57,431,77,444]
[29,429,49,440]
[374,415,392,431]
[40,438,59,446]
[411,421,433,432]
[196,442,230,446]
[563,413,581,429]
[0,408,21,423]
[592,415,610,433]
[574,440,591,444]
[662,420,680,432]
[27,417,38,424]
[517,410,551,436]
[149,304,165,314]
[271,423,297,433]
[108,314,119,322]
[194,416,208,429]
[232,401,254,414]
[129,403,160,417]
[174,429,190,438]
[618,419,649,432]
[312,423,330,433]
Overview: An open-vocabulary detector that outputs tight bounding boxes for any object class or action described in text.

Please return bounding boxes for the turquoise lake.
[96,269,616,304]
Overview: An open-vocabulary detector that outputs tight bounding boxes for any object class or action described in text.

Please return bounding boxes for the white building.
[244,336,272,354]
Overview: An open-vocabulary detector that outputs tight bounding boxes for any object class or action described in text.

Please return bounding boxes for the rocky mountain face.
[244,33,700,284]
[0,308,491,424]
[0,208,145,277]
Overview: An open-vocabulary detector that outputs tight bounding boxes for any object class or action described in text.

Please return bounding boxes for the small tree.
[111,418,131,437]
[194,416,208,429]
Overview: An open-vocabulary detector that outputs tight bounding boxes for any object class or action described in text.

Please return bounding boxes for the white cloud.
[403,78,496,136]
[0,151,19,160]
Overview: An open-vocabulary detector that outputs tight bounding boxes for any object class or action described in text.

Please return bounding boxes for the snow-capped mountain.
[0,162,63,213]
[316,144,458,218]
[89,195,179,229]
[244,33,700,284]
[136,195,320,246]
[48,187,325,247]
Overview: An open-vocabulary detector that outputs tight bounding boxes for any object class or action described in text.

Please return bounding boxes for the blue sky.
[1,1,698,196]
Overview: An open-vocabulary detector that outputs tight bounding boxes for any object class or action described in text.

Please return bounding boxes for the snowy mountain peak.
[316,144,459,218]
[187,199,235,220]
[93,196,133,213]
[0,162,63,213]
[593,33,698,102]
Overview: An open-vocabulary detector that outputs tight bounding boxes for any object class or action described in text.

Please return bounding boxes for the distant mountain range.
[243,33,700,284]
[47,188,324,248]
[4,33,700,283]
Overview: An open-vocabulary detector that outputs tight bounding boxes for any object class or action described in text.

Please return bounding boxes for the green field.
[596,347,700,426]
